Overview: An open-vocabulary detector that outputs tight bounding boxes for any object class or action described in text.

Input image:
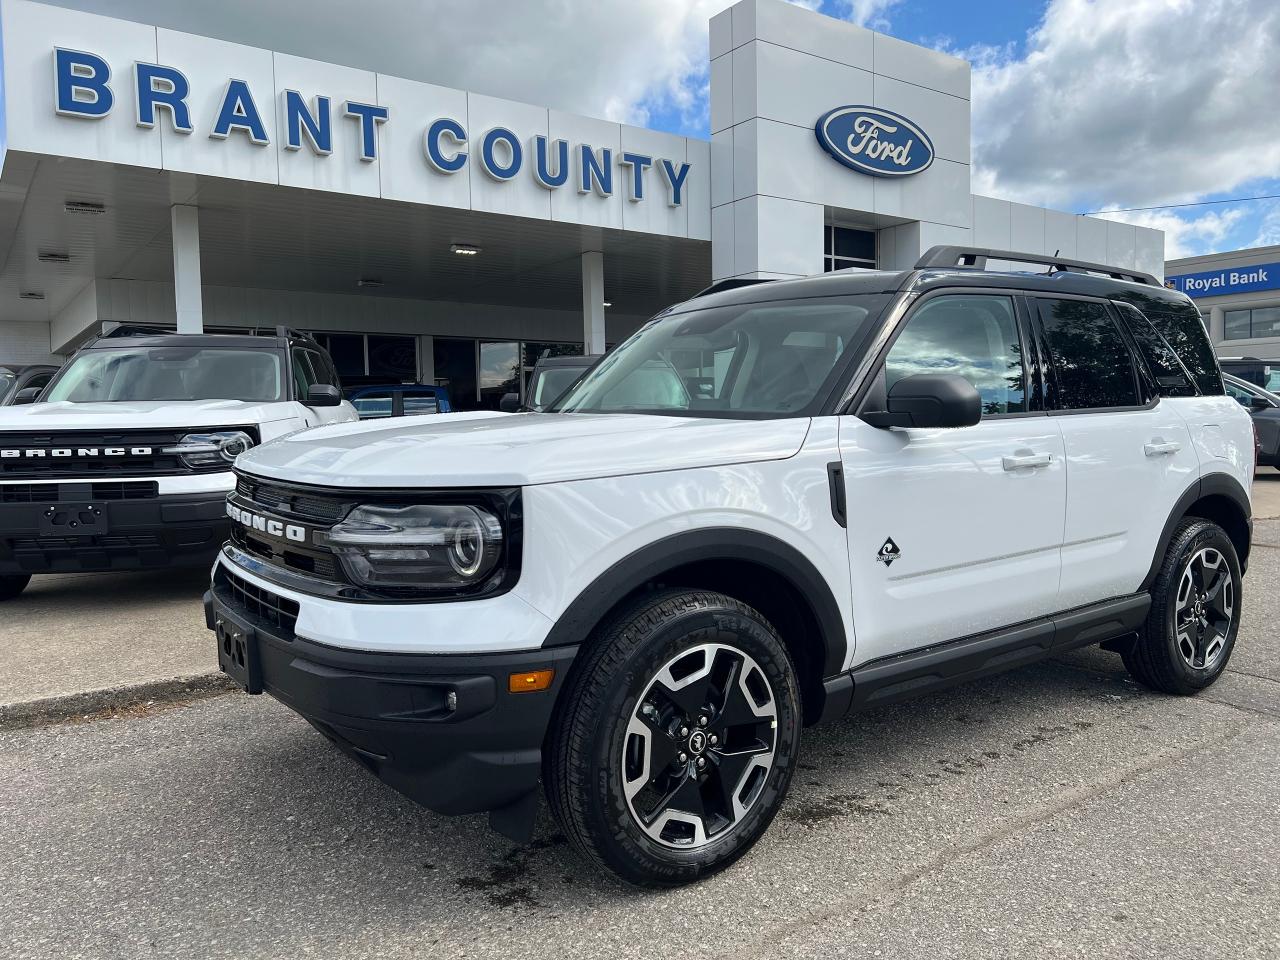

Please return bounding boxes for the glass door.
[479,341,521,410]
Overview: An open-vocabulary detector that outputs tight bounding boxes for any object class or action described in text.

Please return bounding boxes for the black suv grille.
[0,428,257,480]
[230,475,354,585]
[235,475,353,523]
[220,567,299,635]
[0,481,159,504]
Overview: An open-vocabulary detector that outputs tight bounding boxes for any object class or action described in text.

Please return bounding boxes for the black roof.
[0,362,59,374]
[81,332,290,351]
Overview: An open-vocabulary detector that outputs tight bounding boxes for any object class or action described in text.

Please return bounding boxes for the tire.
[1123,518,1241,695]
[0,574,30,601]
[545,588,802,887]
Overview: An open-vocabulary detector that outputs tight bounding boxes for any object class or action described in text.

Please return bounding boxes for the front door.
[839,292,1067,669]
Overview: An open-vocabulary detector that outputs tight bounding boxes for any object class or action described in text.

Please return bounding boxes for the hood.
[0,399,298,431]
[237,412,811,487]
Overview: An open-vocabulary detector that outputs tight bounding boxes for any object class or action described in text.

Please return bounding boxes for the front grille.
[0,428,256,480]
[235,476,352,523]
[0,481,159,504]
[223,568,299,635]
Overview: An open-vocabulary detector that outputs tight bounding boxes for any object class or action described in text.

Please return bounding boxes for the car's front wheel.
[1124,518,1241,694]
[545,589,802,886]
[0,574,30,601]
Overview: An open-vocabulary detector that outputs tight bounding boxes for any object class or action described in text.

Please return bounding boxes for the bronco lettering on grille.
[0,447,153,458]
[226,503,308,544]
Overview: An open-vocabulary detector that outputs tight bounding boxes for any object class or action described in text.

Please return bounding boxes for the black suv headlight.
[164,431,255,469]
[322,502,511,595]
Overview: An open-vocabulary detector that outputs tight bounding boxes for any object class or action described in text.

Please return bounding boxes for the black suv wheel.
[545,589,802,886]
[0,574,30,601]
[1124,518,1241,694]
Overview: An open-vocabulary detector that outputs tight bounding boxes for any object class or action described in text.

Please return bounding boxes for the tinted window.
[368,335,416,381]
[531,367,587,409]
[885,295,1026,415]
[291,349,316,398]
[402,392,439,416]
[1113,302,1197,398]
[1111,293,1223,395]
[306,349,338,388]
[1223,378,1257,409]
[352,391,393,418]
[1037,299,1139,410]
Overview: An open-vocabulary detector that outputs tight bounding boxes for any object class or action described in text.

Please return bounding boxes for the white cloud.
[1093,207,1246,259]
[833,0,901,30]
[969,0,1280,212]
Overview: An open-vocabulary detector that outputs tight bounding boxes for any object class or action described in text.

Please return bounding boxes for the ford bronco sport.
[0,326,355,600]
[207,247,1252,886]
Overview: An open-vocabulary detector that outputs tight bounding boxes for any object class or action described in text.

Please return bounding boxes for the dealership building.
[1166,245,1280,362]
[0,0,1164,410]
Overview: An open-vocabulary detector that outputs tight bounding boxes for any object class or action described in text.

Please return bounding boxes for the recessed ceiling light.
[602,301,613,307]
[63,200,106,216]
[19,290,46,300]
[450,243,481,256]
[37,251,70,264]
[357,277,384,288]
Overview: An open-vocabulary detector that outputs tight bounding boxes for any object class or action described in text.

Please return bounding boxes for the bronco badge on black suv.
[207,247,1252,886]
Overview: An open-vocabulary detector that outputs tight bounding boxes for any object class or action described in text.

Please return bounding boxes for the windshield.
[44,347,284,403]
[552,296,890,417]
[530,365,589,409]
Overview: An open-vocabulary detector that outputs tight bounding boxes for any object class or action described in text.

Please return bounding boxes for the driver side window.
[884,295,1027,416]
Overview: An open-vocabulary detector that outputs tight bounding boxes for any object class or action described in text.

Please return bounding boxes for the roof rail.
[100,323,170,338]
[691,277,777,298]
[915,245,1161,287]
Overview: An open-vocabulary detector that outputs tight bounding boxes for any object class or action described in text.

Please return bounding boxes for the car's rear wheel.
[545,589,801,887]
[0,574,30,601]
[1123,518,1241,694]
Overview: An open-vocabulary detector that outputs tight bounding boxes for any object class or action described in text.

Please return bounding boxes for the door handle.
[1144,440,1181,457]
[1002,452,1052,471]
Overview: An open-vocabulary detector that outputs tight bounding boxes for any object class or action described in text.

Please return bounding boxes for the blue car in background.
[345,383,452,419]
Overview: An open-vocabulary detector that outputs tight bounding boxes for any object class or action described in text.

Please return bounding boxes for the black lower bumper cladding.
[0,489,229,574]
[205,572,577,839]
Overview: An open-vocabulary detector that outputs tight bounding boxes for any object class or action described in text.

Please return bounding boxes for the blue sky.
[25,0,1280,259]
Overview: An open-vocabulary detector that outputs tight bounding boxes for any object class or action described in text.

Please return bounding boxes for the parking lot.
[2,477,1278,960]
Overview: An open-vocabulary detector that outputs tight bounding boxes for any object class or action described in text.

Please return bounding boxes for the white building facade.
[0,0,1164,409]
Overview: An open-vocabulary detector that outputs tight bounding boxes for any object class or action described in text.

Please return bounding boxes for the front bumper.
[0,485,229,575]
[204,568,578,828]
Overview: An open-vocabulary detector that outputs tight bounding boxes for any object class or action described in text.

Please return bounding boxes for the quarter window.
[1036,299,1139,410]
[884,295,1027,416]
[1113,302,1197,398]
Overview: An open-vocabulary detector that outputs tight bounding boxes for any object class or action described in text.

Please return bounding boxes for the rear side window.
[1036,298,1140,410]
[1111,293,1223,395]
[1113,302,1198,398]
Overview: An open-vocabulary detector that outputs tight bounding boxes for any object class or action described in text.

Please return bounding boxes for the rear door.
[1035,296,1199,609]
[839,291,1067,666]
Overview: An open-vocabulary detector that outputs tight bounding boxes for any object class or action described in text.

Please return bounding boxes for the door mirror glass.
[864,374,982,429]
[306,383,342,407]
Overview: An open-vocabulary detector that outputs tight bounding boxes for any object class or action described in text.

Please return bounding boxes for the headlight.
[163,431,255,469]
[323,503,506,593]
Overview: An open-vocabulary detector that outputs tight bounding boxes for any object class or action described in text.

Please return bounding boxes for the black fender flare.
[1140,472,1252,591]
[539,527,849,678]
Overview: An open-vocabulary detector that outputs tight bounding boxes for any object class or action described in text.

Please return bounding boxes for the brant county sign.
[814,106,934,178]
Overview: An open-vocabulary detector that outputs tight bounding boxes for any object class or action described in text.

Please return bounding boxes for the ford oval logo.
[814,106,934,178]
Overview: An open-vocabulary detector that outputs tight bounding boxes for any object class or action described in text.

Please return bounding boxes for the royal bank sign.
[51,48,694,206]
[814,105,934,178]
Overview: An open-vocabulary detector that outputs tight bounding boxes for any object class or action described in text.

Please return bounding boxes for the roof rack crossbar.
[914,245,1161,287]
[692,277,777,298]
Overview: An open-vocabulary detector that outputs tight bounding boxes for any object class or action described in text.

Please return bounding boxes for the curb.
[0,671,237,730]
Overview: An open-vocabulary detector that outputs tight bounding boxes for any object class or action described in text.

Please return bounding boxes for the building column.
[171,204,204,334]
[1209,305,1226,348]
[581,250,606,354]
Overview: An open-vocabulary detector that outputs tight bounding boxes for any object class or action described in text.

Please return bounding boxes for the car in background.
[1220,357,1280,394]
[0,363,59,405]
[346,383,453,419]
[1223,372,1280,468]
[501,354,600,412]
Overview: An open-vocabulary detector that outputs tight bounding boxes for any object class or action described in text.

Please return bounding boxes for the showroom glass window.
[824,225,876,272]
[1224,306,1280,341]
[1036,299,1140,409]
[884,295,1027,416]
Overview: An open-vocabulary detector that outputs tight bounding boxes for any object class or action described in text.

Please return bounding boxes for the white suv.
[0,327,355,600]
[207,247,1253,886]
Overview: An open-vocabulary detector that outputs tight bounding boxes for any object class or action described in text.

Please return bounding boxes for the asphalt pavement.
[0,475,1277,959]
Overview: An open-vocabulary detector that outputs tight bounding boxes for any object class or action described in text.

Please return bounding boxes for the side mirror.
[13,387,42,405]
[499,392,521,413]
[863,374,982,429]
[306,384,342,407]
[1251,396,1274,411]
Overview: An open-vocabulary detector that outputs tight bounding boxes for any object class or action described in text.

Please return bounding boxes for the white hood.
[237,412,811,487]
[0,399,299,431]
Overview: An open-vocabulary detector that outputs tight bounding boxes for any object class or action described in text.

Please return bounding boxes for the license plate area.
[38,502,109,537]
[215,611,263,694]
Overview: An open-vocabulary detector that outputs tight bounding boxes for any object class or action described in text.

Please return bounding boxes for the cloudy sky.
[40,0,1280,258]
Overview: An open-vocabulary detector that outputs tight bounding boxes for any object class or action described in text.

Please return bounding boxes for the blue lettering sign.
[284,91,332,155]
[1167,262,1280,299]
[815,105,934,178]
[54,48,113,119]
[211,79,269,145]
[660,159,691,207]
[579,145,613,197]
[480,128,522,181]
[620,152,652,201]
[533,136,569,189]
[134,63,191,133]
[425,118,467,172]
[343,101,388,162]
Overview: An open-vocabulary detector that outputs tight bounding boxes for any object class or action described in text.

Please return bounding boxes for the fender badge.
[876,537,902,567]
